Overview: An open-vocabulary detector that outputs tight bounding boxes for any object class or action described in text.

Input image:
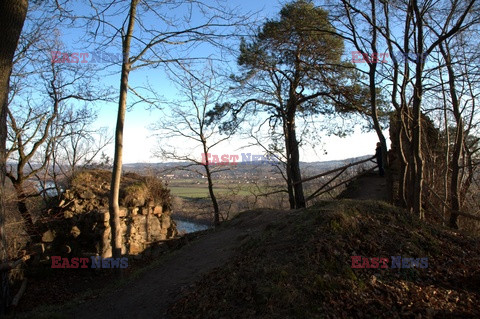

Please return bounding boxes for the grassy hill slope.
[169,200,480,318]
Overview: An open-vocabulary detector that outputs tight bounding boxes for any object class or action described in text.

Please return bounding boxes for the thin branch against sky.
[32,0,388,164]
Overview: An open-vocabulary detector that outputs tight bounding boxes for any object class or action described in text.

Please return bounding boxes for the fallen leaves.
[168,200,480,318]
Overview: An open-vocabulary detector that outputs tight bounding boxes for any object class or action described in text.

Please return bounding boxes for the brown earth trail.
[19,177,480,318]
[63,209,283,319]
[338,171,388,201]
[23,173,389,318]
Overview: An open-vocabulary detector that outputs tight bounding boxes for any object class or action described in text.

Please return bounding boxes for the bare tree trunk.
[109,0,139,260]
[460,71,478,206]
[398,123,410,208]
[439,43,463,229]
[0,0,28,313]
[201,142,220,226]
[411,0,425,219]
[205,166,220,226]
[460,147,474,205]
[366,0,391,199]
[448,117,463,229]
[411,112,424,219]
[439,67,450,226]
[381,1,411,208]
[392,108,410,208]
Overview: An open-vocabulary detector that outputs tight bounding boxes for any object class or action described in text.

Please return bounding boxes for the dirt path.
[64,209,280,319]
[338,172,389,201]
[61,174,386,318]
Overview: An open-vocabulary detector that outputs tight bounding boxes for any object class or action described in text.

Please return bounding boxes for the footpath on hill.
[338,171,389,201]
[58,209,285,319]
[19,173,480,318]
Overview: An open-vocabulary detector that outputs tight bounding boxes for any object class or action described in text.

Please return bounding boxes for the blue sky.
[58,0,384,164]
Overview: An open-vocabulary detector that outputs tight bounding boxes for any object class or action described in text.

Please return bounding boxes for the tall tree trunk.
[459,148,474,206]
[448,118,463,229]
[0,0,28,313]
[392,108,409,208]
[412,0,425,219]
[411,108,424,219]
[367,0,391,201]
[286,109,305,209]
[382,0,411,208]
[400,3,414,211]
[440,43,463,229]
[109,0,139,260]
[283,122,295,209]
[440,68,450,226]
[398,124,409,207]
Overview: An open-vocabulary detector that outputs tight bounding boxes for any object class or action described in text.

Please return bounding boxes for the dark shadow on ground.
[338,171,388,201]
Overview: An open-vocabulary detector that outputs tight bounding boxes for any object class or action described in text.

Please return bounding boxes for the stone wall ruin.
[39,170,177,258]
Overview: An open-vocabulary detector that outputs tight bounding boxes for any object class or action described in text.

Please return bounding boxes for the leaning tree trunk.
[0,0,29,313]
[109,0,139,260]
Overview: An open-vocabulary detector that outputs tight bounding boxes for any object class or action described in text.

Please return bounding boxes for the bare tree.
[153,65,236,226]
[81,0,249,259]
[332,0,391,198]
[431,31,480,228]
[342,0,480,219]
[403,0,477,218]
[6,27,108,239]
[46,108,113,198]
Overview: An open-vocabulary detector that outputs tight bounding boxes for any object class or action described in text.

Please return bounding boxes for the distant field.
[168,186,214,198]
[168,184,258,198]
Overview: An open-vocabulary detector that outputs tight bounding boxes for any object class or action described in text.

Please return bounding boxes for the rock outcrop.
[39,170,177,258]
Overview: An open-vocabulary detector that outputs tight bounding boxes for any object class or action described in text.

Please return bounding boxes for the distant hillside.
[123,155,373,170]
[123,155,374,178]
[169,199,480,318]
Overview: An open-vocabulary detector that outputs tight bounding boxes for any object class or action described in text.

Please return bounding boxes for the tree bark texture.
[0,0,28,313]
